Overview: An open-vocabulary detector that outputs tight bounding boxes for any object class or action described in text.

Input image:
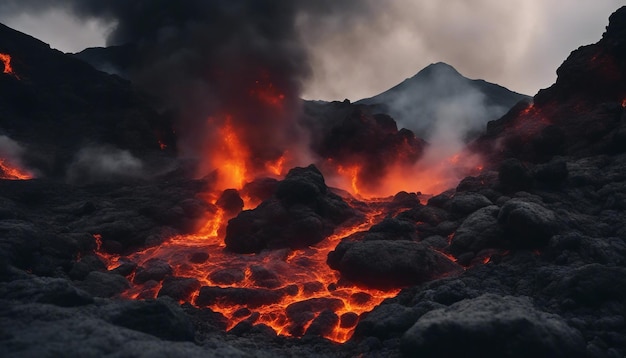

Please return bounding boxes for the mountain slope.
[0,23,175,179]
[357,62,529,140]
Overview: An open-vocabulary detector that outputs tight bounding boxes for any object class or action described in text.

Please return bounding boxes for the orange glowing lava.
[0,53,19,79]
[210,117,251,190]
[95,198,402,342]
[0,159,32,180]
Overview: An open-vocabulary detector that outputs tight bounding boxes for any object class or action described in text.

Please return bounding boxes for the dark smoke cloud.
[0,0,375,179]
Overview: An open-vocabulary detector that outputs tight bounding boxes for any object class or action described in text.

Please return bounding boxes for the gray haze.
[0,1,621,101]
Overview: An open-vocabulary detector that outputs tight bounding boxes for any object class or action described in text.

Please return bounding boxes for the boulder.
[498,199,559,247]
[327,240,462,289]
[401,294,586,358]
[225,165,355,253]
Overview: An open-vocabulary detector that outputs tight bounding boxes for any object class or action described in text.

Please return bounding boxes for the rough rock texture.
[225,165,356,253]
[400,294,586,358]
[327,240,462,289]
[1,6,626,358]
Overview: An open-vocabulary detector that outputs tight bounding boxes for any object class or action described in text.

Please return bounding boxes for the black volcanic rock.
[498,199,559,248]
[225,165,356,253]
[474,7,626,164]
[400,294,586,358]
[300,103,427,192]
[327,240,462,289]
[450,205,502,255]
[0,23,174,178]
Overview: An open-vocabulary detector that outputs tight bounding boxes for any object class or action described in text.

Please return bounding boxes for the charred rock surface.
[1,6,626,358]
[0,24,175,178]
[474,6,626,164]
[225,165,356,253]
[328,240,462,289]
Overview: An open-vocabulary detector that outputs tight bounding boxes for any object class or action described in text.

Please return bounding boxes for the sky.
[0,1,623,101]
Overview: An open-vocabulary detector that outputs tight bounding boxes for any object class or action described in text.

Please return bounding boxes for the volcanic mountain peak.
[357,62,529,141]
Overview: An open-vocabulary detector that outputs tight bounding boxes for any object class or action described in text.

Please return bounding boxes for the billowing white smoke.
[0,135,26,161]
[66,146,144,184]
[0,135,34,176]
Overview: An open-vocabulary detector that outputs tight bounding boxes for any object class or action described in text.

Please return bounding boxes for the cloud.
[298,0,624,100]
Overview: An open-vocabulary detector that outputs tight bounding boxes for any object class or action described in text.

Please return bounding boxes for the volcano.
[357,62,530,140]
[1,5,626,358]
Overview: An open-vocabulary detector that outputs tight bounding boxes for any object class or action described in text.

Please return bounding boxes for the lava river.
[95,196,403,342]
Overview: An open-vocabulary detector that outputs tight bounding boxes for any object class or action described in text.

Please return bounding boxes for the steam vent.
[1,3,626,357]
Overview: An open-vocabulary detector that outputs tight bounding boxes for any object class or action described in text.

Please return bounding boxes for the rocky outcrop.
[225,165,356,253]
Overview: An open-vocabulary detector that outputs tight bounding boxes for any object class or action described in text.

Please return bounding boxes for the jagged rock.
[354,301,443,339]
[543,264,626,306]
[499,158,533,192]
[77,271,131,298]
[216,189,244,217]
[241,178,279,203]
[327,240,462,289]
[249,265,281,289]
[450,205,503,255]
[361,217,419,241]
[68,254,107,280]
[208,268,245,285]
[397,205,449,226]
[533,158,568,187]
[448,192,493,217]
[108,298,195,342]
[225,165,355,253]
[498,199,559,247]
[286,298,345,336]
[158,276,202,301]
[305,310,339,337]
[133,259,173,284]
[401,294,586,358]
[0,276,94,307]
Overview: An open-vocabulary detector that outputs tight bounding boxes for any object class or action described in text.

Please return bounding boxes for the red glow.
[210,116,251,191]
[95,200,400,342]
[0,159,32,180]
[327,150,483,198]
[250,80,286,107]
[0,53,19,79]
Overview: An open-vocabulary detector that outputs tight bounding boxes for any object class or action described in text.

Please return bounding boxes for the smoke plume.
[66,146,144,184]
[0,1,375,182]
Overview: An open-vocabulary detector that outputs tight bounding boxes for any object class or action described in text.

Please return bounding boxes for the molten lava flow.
[95,199,402,343]
[0,53,19,79]
[0,159,32,180]
[210,116,250,191]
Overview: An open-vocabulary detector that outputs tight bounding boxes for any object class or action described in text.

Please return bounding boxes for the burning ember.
[0,158,32,180]
[0,52,19,79]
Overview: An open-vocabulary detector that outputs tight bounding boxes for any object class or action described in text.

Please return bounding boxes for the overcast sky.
[0,1,623,100]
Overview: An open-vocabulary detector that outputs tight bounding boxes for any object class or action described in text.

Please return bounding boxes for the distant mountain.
[73,44,136,78]
[357,62,530,141]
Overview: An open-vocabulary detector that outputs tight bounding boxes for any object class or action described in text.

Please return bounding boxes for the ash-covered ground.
[1,5,626,358]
